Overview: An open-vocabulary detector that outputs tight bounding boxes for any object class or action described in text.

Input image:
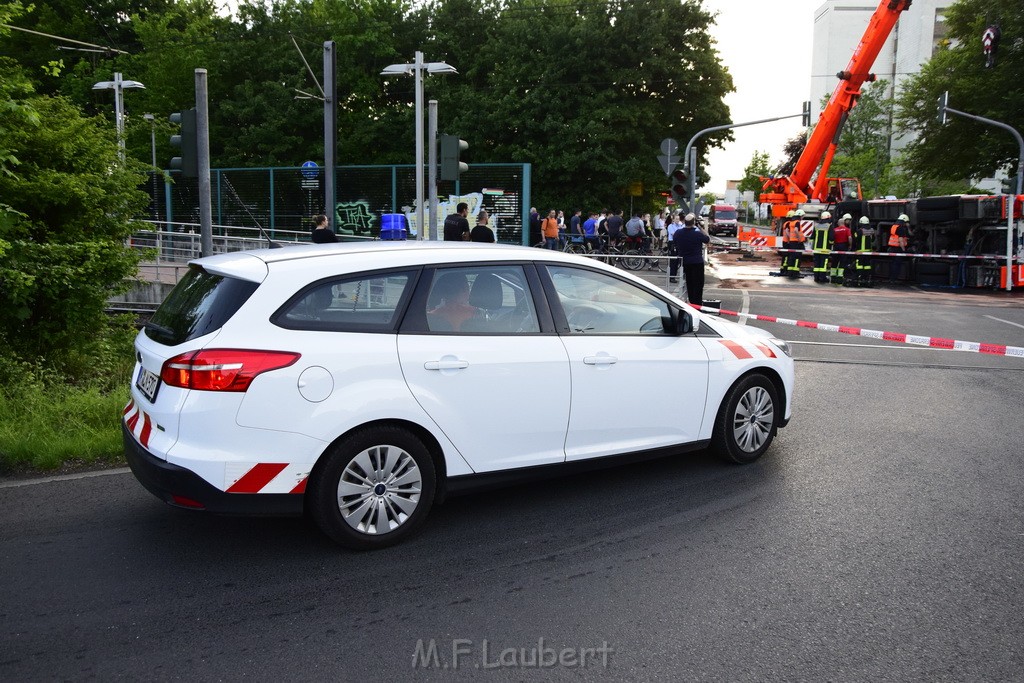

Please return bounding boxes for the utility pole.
[428,100,439,240]
[324,41,337,230]
[195,69,213,257]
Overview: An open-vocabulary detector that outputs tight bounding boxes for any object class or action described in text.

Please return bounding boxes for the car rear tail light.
[161,349,300,392]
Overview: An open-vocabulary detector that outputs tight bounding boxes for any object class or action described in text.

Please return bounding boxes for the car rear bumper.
[123,423,304,516]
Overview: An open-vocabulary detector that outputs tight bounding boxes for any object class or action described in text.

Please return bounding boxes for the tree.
[738,150,772,195]
[418,0,734,213]
[0,75,148,380]
[895,0,1024,185]
[776,134,806,178]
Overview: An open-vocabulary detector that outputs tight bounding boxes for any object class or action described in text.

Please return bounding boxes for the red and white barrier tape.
[774,248,1018,261]
[692,305,1024,358]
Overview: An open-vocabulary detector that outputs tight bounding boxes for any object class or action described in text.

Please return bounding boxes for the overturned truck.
[831,194,1022,288]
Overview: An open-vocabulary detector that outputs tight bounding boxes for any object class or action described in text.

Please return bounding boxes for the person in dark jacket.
[310,214,337,243]
[470,210,496,243]
[443,203,471,241]
[672,213,710,305]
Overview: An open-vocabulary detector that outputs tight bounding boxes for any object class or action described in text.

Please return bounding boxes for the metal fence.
[142,163,531,245]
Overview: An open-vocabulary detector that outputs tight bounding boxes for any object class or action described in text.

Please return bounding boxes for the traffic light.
[937,91,949,125]
[1001,175,1015,195]
[169,109,197,177]
[670,167,689,208]
[802,100,812,127]
[440,134,468,182]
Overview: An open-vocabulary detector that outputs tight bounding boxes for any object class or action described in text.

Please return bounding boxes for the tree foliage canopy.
[1,2,148,382]
[2,0,735,213]
[895,0,1024,185]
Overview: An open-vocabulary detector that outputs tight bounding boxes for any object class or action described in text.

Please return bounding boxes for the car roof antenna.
[221,174,286,248]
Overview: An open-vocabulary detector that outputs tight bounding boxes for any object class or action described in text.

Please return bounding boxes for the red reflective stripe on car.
[126,408,140,432]
[139,413,153,448]
[123,399,135,416]
[753,342,777,358]
[719,339,753,359]
[227,463,289,493]
[290,478,308,494]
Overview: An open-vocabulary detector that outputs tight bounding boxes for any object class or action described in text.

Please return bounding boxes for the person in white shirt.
[667,211,684,283]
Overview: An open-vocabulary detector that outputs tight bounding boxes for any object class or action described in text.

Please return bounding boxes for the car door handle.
[424,359,469,371]
[583,355,618,366]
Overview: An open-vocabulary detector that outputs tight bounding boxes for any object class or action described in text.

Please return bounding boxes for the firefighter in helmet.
[812,211,832,283]
[830,213,854,285]
[852,215,875,287]
[781,209,806,278]
[887,213,911,282]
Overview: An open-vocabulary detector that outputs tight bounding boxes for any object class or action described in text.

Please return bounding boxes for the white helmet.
[841,213,852,221]
[794,209,805,217]
[898,213,909,222]
[859,216,870,224]
[820,211,832,220]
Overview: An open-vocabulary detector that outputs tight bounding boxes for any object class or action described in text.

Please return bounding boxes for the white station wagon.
[124,242,794,549]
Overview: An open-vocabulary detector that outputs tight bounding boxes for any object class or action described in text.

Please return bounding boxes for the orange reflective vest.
[784,220,806,242]
[888,224,905,248]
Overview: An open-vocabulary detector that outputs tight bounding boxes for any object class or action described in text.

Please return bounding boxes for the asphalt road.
[2,278,1023,681]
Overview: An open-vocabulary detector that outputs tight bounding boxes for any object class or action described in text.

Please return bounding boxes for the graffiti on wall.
[334,200,376,236]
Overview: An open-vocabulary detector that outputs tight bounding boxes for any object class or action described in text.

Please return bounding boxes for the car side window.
[546,266,672,335]
[273,270,415,331]
[424,266,540,334]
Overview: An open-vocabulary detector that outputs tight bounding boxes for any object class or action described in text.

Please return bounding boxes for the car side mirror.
[664,307,694,335]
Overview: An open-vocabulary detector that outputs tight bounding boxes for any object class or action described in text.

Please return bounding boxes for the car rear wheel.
[310,425,436,550]
[710,374,778,464]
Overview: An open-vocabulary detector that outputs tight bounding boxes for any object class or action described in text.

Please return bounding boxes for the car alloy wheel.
[731,385,774,453]
[338,444,422,535]
[711,374,778,464]
[310,425,436,549]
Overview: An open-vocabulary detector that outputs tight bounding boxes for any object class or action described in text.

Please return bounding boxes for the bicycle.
[616,234,664,271]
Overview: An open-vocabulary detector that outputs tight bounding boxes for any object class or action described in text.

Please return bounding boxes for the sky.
[700,0,824,194]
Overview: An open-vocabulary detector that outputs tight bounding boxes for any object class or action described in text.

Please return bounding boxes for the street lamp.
[381,52,457,240]
[92,72,145,161]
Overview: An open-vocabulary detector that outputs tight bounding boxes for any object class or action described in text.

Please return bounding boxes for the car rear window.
[144,267,258,346]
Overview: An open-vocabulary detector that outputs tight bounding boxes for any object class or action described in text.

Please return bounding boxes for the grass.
[0,380,131,474]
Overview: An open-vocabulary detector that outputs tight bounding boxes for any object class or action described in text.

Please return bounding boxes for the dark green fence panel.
[154,163,530,244]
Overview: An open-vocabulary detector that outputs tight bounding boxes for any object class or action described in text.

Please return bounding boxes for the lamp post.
[92,72,145,161]
[381,52,457,240]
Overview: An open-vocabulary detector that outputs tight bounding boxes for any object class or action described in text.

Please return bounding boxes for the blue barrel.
[380,213,407,241]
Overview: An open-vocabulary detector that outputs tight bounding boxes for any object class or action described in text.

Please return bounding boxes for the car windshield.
[716,210,738,220]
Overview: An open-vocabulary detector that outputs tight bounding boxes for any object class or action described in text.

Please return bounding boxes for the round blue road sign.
[301,161,319,179]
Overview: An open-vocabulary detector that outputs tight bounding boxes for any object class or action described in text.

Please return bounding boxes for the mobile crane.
[759,0,913,219]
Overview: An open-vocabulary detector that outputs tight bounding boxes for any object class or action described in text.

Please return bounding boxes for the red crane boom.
[760,0,912,216]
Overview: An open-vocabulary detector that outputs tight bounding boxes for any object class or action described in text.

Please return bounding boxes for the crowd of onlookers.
[529,206,696,252]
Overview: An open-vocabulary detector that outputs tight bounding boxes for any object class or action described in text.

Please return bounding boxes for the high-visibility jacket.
[888,224,907,249]
[812,223,831,252]
[784,221,806,242]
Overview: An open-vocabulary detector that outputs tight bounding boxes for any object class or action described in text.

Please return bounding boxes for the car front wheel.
[310,425,436,550]
[710,374,779,464]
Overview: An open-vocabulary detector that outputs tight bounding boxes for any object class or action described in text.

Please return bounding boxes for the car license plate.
[135,366,161,403]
